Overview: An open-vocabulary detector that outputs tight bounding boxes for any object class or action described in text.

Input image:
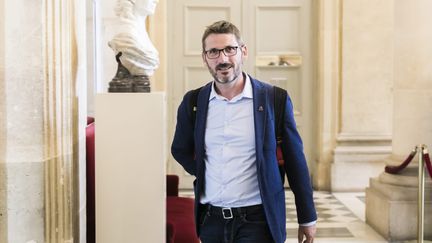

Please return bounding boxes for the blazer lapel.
[194,82,212,158]
[194,82,211,194]
[251,77,267,160]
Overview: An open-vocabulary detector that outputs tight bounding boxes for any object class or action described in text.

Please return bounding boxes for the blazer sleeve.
[171,91,197,176]
[281,95,317,224]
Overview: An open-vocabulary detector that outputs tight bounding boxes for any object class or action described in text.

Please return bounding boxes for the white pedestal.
[95,93,166,243]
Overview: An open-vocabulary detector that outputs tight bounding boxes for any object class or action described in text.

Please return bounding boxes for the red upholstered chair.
[86,118,95,243]
[167,175,179,197]
[166,175,199,243]
[166,220,176,243]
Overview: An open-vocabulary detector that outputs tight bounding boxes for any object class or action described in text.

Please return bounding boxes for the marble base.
[332,145,390,191]
[366,175,432,241]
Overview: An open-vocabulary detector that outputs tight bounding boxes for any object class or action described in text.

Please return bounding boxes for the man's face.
[202,33,247,84]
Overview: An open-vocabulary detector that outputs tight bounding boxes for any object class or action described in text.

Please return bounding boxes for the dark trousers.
[198,204,274,243]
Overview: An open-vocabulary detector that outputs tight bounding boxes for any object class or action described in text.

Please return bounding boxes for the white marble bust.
[108,0,159,76]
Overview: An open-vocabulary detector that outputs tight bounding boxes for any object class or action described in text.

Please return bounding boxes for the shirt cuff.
[299,220,316,227]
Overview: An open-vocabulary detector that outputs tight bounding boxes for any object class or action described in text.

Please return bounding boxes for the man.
[171,20,317,243]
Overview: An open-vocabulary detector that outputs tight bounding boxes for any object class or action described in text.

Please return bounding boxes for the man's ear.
[202,53,208,66]
[241,45,248,61]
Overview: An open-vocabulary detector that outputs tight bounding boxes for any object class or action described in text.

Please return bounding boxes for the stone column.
[331,0,394,191]
[366,0,432,241]
[0,1,46,242]
[0,0,87,242]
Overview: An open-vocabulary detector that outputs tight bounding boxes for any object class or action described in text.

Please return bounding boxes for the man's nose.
[217,51,229,62]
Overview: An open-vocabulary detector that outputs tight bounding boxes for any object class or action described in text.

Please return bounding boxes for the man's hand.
[298,224,316,243]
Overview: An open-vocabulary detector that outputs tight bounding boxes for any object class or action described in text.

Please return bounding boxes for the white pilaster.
[331,0,394,191]
[314,0,341,190]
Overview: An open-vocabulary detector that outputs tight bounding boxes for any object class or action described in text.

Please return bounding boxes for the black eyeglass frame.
[203,45,243,59]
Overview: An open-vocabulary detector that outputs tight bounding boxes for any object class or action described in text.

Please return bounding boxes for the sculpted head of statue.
[115,0,159,18]
[134,0,159,16]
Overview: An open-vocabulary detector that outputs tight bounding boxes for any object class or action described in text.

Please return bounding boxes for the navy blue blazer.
[171,76,317,243]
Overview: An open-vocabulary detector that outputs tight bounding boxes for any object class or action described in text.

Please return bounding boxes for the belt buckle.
[222,207,233,219]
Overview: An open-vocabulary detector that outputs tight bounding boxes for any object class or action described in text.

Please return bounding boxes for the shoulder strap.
[273,86,287,184]
[189,87,202,127]
[273,86,287,144]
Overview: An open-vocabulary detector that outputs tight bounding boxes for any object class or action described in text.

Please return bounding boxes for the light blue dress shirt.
[200,75,262,207]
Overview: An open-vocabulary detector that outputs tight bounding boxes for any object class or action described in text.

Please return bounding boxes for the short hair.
[201,20,244,51]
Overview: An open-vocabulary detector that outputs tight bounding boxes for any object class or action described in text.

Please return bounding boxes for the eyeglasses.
[204,46,242,59]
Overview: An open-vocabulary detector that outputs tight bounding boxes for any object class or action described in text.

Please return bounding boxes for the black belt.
[201,204,263,219]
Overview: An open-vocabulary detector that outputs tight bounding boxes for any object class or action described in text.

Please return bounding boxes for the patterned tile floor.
[179,190,389,242]
[285,191,386,242]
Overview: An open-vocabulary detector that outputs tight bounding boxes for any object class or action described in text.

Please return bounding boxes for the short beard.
[209,63,241,84]
[214,72,239,84]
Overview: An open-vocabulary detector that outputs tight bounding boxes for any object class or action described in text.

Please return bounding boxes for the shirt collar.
[209,73,253,101]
